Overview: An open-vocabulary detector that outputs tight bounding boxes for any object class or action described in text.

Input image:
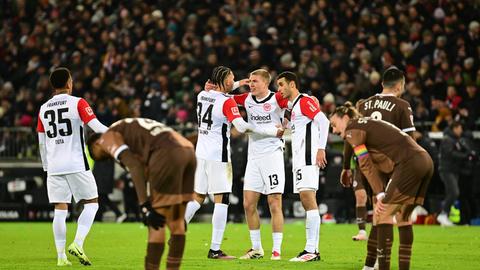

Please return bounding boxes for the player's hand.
[204,80,217,91]
[375,199,386,215]
[140,201,166,230]
[275,124,284,138]
[282,118,290,129]
[238,78,250,87]
[340,169,353,187]
[316,149,327,169]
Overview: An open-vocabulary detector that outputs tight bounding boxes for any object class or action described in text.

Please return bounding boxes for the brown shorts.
[353,169,367,192]
[384,152,433,205]
[148,146,196,208]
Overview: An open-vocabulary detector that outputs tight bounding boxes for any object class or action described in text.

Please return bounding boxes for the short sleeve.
[299,96,320,119]
[345,128,367,148]
[275,92,289,109]
[233,93,249,107]
[77,98,96,124]
[400,104,415,134]
[37,114,45,132]
[222,98,242,123]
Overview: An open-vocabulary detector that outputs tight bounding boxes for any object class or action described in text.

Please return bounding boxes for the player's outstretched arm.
[231,118,283,137]
[87,118,108,133]
[78,98,108,133]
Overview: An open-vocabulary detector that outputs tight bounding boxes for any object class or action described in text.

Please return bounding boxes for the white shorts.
[244,149,285,195]
[194,158,232,194]
[47,171,98,203]
[293,165,319,193]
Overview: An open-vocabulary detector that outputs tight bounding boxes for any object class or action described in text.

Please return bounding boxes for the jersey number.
[128,118,171,136]
[371,111,382,120]
[269,174,279,187]
[44,108,72,138]
[197,103,213,129]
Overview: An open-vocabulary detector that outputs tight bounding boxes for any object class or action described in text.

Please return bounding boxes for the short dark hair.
[382,66,404,88]
[277,71,299,89]
[450,121,463,130]
[210,66,232,90]
[86,133,102,160]
[49,67,71,89]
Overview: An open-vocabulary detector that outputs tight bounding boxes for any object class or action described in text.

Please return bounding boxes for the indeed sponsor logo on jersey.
[250,114,271,122]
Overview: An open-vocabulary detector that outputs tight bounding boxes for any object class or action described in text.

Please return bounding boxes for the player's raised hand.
[340,169,353,187]
[316,149,327,169]
[204,80,217,91]
[239,78,250,87]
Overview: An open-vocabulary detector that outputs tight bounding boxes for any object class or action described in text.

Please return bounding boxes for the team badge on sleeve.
[231,107,240,115]
[86,107,94,116]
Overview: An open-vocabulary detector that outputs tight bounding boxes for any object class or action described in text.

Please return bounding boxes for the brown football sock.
[365,225,377,267]
[166,234,186,270]
[377,224,393,270]
[145,242,165,270]
[356,206,367,231]
[398,225,413,270]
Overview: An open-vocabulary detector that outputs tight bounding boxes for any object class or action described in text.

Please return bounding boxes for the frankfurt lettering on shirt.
[47,100,67,107]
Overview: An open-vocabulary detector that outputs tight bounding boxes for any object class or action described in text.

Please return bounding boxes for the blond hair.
[250,69,271,84]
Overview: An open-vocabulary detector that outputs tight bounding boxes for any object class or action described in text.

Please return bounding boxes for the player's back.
[346,117,425,164]
[357,94,415,134]
[195,90,234,162]
[108,118,192,163]
[38,94,90,175]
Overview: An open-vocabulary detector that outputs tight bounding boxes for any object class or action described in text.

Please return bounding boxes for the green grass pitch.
[1,222,479,269]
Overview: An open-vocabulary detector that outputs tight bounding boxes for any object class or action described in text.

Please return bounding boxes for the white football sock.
[210,203,228,251]
[304,209,320,253]
[184,200,201,224]
[74,203,98,248]
[272,232,283,254]
[249,229,262,250]
[53,209,68,259]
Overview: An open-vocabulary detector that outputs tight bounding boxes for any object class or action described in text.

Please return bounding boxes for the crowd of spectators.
[0,0,479,132]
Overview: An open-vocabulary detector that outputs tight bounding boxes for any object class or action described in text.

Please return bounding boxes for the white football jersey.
[235,91,288,159]
[290,94,323,169]
[37,94,96,175]
[195,90,241,162]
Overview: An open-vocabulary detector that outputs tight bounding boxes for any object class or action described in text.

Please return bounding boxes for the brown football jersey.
[345,117,427,194]
[357,94,415,134]
[97,118,195,206]
[343,94,415,169]
[105,118,193,163]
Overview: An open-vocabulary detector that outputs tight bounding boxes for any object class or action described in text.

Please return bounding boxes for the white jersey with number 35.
[37,94,97,175]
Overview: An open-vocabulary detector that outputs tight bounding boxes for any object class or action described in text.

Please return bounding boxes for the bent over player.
[331,103,433,270]
[88,118,194,270]
[37,67,108,266]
